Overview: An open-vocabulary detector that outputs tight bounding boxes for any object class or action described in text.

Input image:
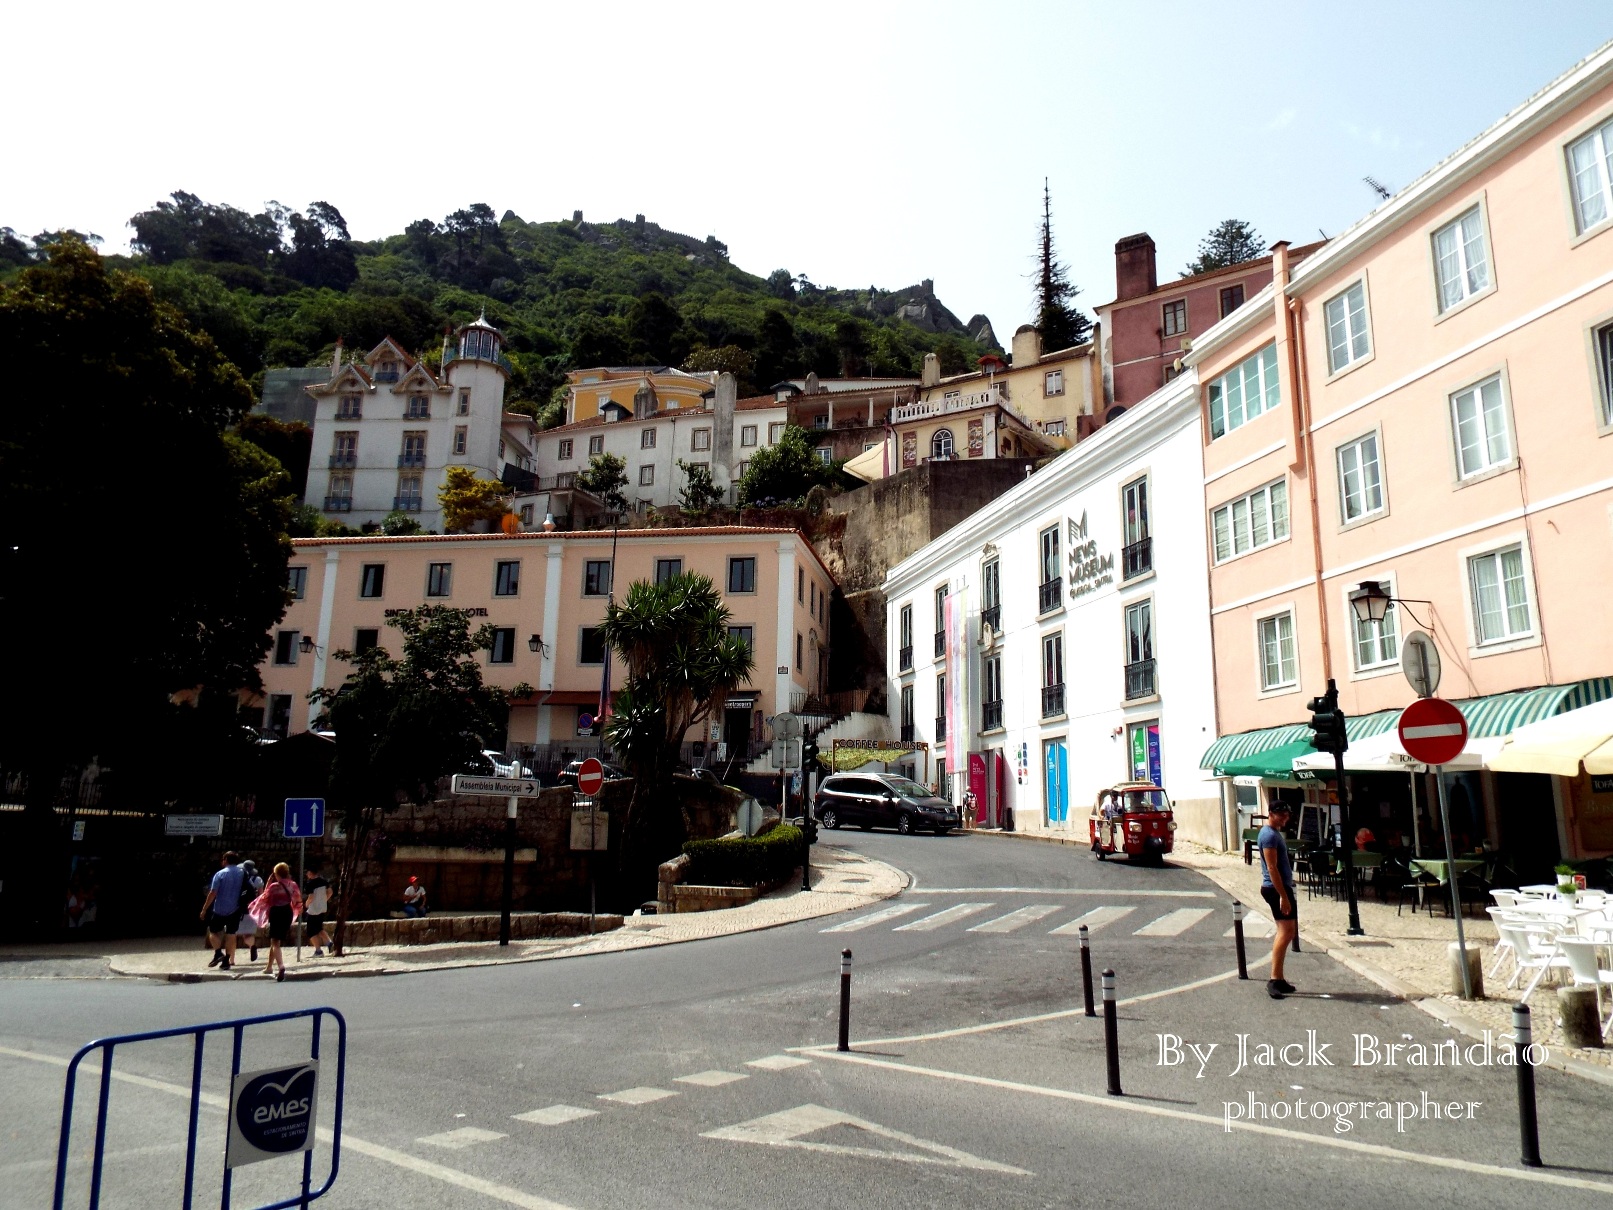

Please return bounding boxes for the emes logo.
[228,1061,319,1168]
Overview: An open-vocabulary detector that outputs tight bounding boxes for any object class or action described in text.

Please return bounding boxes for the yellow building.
[916,325,1101,451]
[565,366,716,423]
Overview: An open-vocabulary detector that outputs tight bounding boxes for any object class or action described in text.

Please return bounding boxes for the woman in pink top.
[251,863,303,982]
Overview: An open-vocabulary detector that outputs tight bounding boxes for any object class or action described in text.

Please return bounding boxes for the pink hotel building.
[1190,44,1613,868]
[250,526,834,757]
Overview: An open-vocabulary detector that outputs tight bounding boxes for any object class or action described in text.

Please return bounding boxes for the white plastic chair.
[1491,889,1524,909]
[1501,924,1571,1001]
[1555,937,1613,1038]
[1577,890,1609,910]
[1484,907,1518,980]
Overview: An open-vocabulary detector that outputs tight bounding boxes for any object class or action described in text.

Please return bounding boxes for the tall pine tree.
[1034,180,1091,352]
[1181,219,1265,276]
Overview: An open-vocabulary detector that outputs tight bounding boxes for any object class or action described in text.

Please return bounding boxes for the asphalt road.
[4,831,1611,1209]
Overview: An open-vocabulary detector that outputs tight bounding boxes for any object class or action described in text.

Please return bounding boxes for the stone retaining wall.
[342,911,623,947]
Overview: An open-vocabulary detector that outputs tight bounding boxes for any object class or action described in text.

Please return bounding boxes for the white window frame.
[692,427,712,451]
[1254,606,1299,695]
[1161,299,1187,338]
[816,447,832,464]
[1044,368,1064,397]
[638,464,655,486]
[1124,597,1154,665]
[1039,524,1061,590]
[1207,343,1281,440]
[453,426,468,456]
[767,422,785,445]
[1323,278,1373,376]
[588,435,604,455]
[1588,316,1613,433]
[1448,371,1514,481]
[931,429,954,459]
[1210,478,1289,564]
[1335,429,1386,526]
[1343,574,1401,677]
[1460,536,1538,656]
[741,424,758,447]
[641,428,657,449]
[558,438,573,460]
[1565,114,1613,238]
[1430,201,1494,317]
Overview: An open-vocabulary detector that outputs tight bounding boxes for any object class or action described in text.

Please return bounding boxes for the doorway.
[1043,739,1068,825]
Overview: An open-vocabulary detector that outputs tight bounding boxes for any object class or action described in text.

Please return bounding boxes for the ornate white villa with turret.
[301,315,540,533]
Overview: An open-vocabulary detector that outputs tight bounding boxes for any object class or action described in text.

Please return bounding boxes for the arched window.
[1106,405,1128,424]
[931,429,954,459]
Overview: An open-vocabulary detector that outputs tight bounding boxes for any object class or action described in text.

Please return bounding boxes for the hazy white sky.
[5,1,1611,343]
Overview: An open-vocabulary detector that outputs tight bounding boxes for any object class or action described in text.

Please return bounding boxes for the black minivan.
[813,773,959,835]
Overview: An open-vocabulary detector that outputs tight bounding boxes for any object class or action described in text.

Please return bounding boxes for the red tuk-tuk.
[1089,781,1177,863]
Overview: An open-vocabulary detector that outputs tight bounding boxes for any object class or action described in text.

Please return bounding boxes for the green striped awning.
[1199,708,1400,774]
[1454,676,1613,738]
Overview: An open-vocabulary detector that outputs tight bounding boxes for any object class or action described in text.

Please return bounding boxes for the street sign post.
[574,757,606,932]
[1397,697,1475,998]
[576,757,605,797]
[284,799,325,961]
[449,775,542,797]
[165,814,224,838]
[1400,630,1442,699]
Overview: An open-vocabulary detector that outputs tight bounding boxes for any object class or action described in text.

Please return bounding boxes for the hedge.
[682,825,803,887]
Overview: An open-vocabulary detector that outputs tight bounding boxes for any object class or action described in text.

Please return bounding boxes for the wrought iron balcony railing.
[1123,536,1153,580]
[1041,683,1066,718]
[1038,579,1062,613]
[1125,659,1157,701]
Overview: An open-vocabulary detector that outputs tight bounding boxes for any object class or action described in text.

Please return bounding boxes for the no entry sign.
[577,757,605,797]
[1398,697,1469,765]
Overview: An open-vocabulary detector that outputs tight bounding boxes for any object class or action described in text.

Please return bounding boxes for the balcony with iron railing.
[373,370,400,383]
[1038,579,1062,614]
[900,723,915,743]
[981,604,1001,634]
[1041,683,1066,718]
[898,645,913,672]
[336,408,362,421]
[328,452,356,469]
[1123,536,1153,580]
[981,699,1003,731]
[934,715,947,742]
[398,452,427,468]
[1125,659,1157,701]
[392,496,423,512]
[934,631,945,658]
[323,497,353,512]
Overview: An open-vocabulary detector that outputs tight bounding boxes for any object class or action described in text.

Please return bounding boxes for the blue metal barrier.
[53,1006,345,1210]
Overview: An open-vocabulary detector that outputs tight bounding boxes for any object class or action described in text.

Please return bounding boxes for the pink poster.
[901,431,918,469]
[944,593,967,773]
[968,753,987,825]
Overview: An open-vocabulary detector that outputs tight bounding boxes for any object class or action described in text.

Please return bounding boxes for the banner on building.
[944,592,967,774]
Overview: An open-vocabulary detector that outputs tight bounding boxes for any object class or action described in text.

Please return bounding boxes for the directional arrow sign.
[283,798,325,838]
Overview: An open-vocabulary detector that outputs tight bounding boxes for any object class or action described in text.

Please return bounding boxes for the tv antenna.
[1364,176,1393,201]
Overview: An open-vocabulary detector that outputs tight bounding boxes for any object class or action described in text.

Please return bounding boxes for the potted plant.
[1555,863,1579,900]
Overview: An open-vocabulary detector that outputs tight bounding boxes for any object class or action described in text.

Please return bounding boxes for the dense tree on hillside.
[236,413,312,498]
[576,453,629,514]
[439,465,512,532]
[1034,181,1092,351]
[736,425,840,506]
[1182,219,1266,277]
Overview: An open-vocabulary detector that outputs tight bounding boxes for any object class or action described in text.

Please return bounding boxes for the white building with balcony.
[883,371,1226,846]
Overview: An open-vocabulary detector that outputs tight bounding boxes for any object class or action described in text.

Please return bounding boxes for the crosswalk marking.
[968,904,1061,934]
[747,1055,812,1071]
[1226,909,1275,939]
[1133,908,1214,937]
[894,903,993,932]
[1047,906,1135,935]
[821,902,931,933]
[598,1086,679,1105]
[512,1105,598,1125]
[675,1070,748,1088]
[417,1126,506,1149]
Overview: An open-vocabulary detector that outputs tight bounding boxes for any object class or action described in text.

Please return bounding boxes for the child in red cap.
[402,876,428,918]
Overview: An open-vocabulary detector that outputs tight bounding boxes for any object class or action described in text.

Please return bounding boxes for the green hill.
[3,195,1000,412]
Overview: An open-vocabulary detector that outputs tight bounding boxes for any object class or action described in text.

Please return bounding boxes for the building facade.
[882,373,1224,845]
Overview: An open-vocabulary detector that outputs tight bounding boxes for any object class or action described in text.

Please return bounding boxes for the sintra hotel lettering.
[1067,511,1114,598]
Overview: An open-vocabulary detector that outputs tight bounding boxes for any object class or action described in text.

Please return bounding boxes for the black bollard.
[1232,900,1249,980]
[1513,1005,1542,1167]
[838,949,853,1053]
[1102,968,1121,1096]
[1079,924,1096,1017]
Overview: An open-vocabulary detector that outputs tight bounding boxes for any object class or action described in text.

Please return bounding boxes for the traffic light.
[1306,680,1349,755]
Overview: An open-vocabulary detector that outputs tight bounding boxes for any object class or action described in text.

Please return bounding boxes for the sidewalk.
[0,842,905,984]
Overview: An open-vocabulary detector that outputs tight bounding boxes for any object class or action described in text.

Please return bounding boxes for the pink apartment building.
[250,526,834,760]
[1190,44,1613,872]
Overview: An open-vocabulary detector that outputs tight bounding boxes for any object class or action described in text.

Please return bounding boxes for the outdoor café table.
[1518,884,1561,897]
[1410,858,1484,886]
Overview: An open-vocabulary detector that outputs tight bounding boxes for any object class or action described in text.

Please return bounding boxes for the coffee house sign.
[1066,510,1113,598]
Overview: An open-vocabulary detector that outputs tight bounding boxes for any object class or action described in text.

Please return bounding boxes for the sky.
[5,1,1612,346]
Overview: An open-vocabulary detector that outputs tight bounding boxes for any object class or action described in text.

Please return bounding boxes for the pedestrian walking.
[1258,803,1298,999]
[199,851,246,970]
[250,863,302,982]
[302,864,332,956]
[236,860,265,962]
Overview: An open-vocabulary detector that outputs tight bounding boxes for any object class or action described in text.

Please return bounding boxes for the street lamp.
[527,634,550,657]
[298,636,324,656]
[1348,580,1434,629]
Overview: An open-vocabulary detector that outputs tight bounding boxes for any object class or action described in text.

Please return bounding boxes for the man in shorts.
[1258,804,1298,999]
[303,864,332,957]
[200,851,246,970]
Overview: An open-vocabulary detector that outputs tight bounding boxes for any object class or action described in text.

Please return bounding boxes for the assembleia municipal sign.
[1066,511,1114,598]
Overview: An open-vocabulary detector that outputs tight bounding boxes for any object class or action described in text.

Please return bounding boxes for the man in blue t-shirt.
[199,851,246,970]
[1258,804,1297,999]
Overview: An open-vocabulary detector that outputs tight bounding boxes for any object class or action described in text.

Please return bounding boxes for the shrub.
[682,824,802,887]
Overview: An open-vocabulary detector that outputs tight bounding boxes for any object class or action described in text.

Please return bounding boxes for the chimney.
[920,352,940,388]
[1011,325,1042,369]
[714,372,737,489]
[332,338,343,377]
[1114,233,1158,301]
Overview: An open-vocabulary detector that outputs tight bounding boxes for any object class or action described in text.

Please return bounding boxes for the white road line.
[809,1050,1613,1196]
[913,887,1216,898]
[675,1070,748,1088]
[512,1105,598,1125]
[968,905,1062,934]
[821,903,931,933]
[598,1086,679,1105]
[1133,908,1214,937]
[418,1126,506,1149]
[1048,906,1135,935]
[702,1103,1030,1176]
[1227,910,1275,939]
[747,1054,812,1071]
[894,903,993,931]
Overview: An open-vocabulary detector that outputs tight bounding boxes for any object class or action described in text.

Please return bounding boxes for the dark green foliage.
[682,825,804,887]
[1034,181,1092,351]
[678,460,724,513]
[576,453,629,513]
[736,425,840,506]
[235,412,312,498]
[1182,219,1266,277]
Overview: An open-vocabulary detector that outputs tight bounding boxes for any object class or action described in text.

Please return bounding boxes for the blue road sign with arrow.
[284,798,325,838]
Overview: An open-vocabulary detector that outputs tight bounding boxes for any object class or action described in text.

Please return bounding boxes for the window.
[494,561,520,596]
[426,562,452,598]
[499,439,506,460]
[332,431,357,467]
[1122,476,1151,579]
[1450,375,1511,478]
[359,564,385,598]
[1045,419,1066,437]
[1125,600,1155,700]
[728,557,757,594]
[898,603,913,670]
[407,394,430,419]
[458,390,470,416]
[900,684,915,741]
[686,460,710,478]
[1211,479,1289,563]
[519,504,534,526]
[813,415,828,430]
[1258,612,1298,690]
[981,559,1001,632]
[579,627,606,665]
[1469,546,1533,644]
[1041,632,1065,718]
[489,627,516,664]
[395,474,422,511]
[338,394,362,420]
[453,426,468,456]
[639,465,655,486]
[656,558,683,585]
[274,630,299,665]
[325,473,353,511]
[286,566,307,600]
[401,431,426,467]
[809,580,816,613]
[1568,118,1613,233]
[741,425,758,447]
[727,624,753,651]
[353,628,379,654]
[1207,344,1280,439]
[641,428,657,449]
[816,447,833,464]
[692,427,712,451]
[982,655,1004,731]
[1352,585,1399,671]
[1220,284,1246,318]
[798,567,805,602]
[1336,433,1385,523]
[935,672,946,738]
[1325,281,1371,373]
[931,429,954,459]
[1044,369,1064,396]
[736,460,749,478]
[1432,206,1491,312]
[584,560,613,597]
[267,694,292,740]
[768,422,785,444]
[558,438,574,460]
[588,435,604,455]
[1162,299,1187,337]
[1038,524,1061,613]
[934,583,948,657]
[1597,323,1613,427]
[796,632,804,671]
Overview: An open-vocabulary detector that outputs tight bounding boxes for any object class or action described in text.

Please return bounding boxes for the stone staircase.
[743,710,893,775]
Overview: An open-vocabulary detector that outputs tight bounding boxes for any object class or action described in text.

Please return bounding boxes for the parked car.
[813,773,959,835]
[675,765,723,787]
[555,758,628,791]
[483,750,534,779]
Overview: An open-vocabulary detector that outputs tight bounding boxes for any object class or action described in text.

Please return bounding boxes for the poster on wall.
[968,753,987,825]
[944,593,967,775]
[901,431,918,468]
[1129,722,1162,798]
[967,417,984,457]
